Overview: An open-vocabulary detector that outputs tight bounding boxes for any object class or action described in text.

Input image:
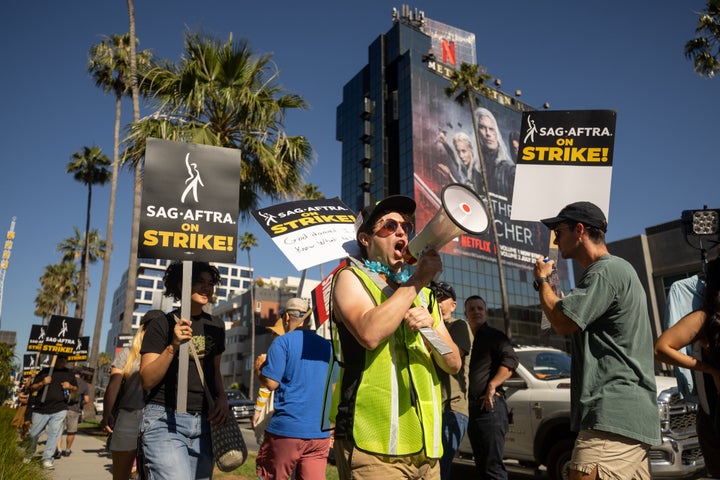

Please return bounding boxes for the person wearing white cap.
[330,195,461,479]
[534,201,660,480]
[252,297,313,444]
[255,297,332,479]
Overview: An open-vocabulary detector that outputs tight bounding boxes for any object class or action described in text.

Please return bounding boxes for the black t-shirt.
[140,310,225,413]
[468,323,518,399]
[32,366,77,414]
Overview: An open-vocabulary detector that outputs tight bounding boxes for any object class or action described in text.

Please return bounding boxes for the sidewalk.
[48,431,112,480]
[41,422,258,480]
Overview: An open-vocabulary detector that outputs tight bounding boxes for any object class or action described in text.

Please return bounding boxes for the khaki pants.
[570,429,650,480]
[334,438,439,480]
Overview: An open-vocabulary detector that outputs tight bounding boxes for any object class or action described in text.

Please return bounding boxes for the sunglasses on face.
[374,218,414,237]
[553,224,573,238]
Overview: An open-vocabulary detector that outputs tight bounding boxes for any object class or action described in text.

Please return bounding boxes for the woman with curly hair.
[139,261,230,480]
[655,256,720,475]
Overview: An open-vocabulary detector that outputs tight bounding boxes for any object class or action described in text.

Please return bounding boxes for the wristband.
[533,277,550,291]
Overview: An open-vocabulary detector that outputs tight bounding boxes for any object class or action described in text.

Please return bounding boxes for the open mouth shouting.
[394,239,407,260]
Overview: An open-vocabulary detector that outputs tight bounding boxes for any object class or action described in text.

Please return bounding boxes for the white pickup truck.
[456,346,705,480]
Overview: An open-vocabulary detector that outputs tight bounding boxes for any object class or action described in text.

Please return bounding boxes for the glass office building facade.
[336,7,570,348]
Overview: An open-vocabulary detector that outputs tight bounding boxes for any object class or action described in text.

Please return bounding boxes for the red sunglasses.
[374,218,414,237]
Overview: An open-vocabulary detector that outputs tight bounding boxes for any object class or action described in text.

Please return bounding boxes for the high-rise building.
[337,5,570,347]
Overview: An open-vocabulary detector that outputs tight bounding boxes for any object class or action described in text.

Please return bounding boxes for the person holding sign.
[139,261,230,480]
[255,298,332,479]
[330,195,461,479]
[23,355,77,470]
[534,201,660,480]
[57,369,89,457]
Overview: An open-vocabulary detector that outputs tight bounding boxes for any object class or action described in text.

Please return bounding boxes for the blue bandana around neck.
[364,259,410,284]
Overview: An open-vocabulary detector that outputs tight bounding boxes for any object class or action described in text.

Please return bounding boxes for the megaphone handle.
[414,245,442,282]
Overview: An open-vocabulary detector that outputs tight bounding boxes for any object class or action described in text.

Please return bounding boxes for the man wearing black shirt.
[25,355,77,470]
[465,295,518,480]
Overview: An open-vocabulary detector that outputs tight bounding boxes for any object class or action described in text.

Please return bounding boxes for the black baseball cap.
[541,201,608,232]
[354,195,416,239]
[432,281,456,301]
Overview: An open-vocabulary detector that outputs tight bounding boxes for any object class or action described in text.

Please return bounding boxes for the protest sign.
[139,138,242,263]
[23,354,38,377]
[67,336,89,362]
[117,334,134,348]
[41,315,81,355]
[252,198,357,271]
[511,110,616,222]
[310,260,349,326]
[26,324,46,352]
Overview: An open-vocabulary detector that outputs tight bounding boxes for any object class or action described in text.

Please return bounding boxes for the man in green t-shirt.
[533,201,660,480]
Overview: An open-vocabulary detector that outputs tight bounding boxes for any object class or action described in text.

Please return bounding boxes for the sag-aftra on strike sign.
[139,138,241,263]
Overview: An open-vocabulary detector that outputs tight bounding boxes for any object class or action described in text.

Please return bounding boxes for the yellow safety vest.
[329,266,444,458]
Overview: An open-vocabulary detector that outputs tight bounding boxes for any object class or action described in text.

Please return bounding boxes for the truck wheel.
[546,438,574,480]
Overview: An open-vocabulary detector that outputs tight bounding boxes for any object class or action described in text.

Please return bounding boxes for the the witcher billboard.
[410,67,549,270]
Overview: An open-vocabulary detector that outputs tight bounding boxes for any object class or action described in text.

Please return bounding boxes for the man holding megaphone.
[329,194,462,479]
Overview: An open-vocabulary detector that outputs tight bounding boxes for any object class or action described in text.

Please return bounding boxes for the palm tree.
[36,262,78,322]
[445,62,511,337]
[34,289,59,322]
[66,146,111,329]
[97,351,113,387]
[122,31,314,219]
[87,32,151,375]
[121,0,144,336]
[238,232,258,395]
[299,183,325,200]
[685,0,720,78]
[57,227,107,323]
[57,227,106,265]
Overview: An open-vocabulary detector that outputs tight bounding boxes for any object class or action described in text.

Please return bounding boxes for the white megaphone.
[404,183,490,265]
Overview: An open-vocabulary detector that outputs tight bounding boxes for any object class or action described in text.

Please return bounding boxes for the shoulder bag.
[188,340,247,472]
[253,387,275,444]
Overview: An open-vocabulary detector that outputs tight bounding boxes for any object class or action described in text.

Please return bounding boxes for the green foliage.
[299,183,325,200]
[35,261,77,318]
[57,227,106,265]
[0,344,17,403]
[123,31,314,217]
[0,407,51,480]
[444,62,491,107]
[686,0,720,78]
[97,352,112,368]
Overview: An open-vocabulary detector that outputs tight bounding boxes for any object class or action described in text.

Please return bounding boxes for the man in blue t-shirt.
[255,298,332,480]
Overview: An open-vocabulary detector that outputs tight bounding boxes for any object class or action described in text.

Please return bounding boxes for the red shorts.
[256,431,331,480]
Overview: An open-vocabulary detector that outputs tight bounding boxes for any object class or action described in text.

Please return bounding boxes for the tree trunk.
[90,92,121,381]
[76,184,93,333]
[122,0,142,335]
[248,250,255,397]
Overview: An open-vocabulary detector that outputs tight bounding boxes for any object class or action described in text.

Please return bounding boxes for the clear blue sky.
[1,1,717,356]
